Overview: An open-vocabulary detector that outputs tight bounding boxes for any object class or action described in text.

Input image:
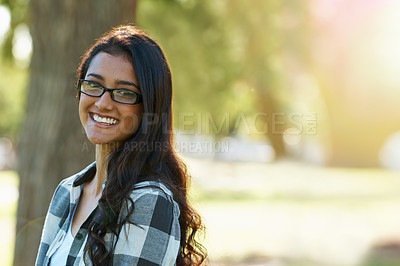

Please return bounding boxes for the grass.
[185,158,400,266]
[2,159,400,266]
[0,171,18,266]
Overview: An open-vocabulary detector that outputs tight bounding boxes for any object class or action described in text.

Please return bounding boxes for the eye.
[114,90,139,104]
[87,81,101,88]
[80,80,104,97]
[117,89,136,97]
[82,81,103,92]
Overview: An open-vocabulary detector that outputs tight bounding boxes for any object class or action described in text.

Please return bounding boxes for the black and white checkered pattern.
[35,162,181,266]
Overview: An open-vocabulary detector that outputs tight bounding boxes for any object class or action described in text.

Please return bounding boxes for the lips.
[90,112,120,126]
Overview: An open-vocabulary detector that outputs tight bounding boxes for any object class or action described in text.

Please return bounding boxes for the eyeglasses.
[77,79,143,105]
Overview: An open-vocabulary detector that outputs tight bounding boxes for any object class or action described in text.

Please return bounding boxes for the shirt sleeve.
[35,179,70,266]
[112,191,181,266]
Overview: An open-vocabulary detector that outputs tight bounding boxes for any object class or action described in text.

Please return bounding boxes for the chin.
[87,134,129,147]
[87,135,113,144]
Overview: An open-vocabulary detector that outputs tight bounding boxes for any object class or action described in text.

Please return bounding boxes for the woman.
[36,25,206,266]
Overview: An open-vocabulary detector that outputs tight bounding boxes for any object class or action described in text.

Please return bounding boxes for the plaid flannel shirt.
[35,162,181,266]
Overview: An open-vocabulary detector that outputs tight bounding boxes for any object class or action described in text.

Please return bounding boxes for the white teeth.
[93,114,118,125]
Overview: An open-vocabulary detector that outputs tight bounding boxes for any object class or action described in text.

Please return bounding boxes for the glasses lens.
[80,80,103,96]
[113,89,138,104]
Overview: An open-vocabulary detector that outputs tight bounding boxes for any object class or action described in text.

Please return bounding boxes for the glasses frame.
[77,79,143,105]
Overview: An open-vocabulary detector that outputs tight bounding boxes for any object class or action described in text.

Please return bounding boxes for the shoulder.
[53,175,74,197]
[46,176,73,215]
[49,172,79,205]
[125,181,180,221]
[50,162,95,208]
[131,181,176,204]
[47,162,93,216]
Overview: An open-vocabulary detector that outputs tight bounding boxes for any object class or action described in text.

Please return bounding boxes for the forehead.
[85,52,137,83]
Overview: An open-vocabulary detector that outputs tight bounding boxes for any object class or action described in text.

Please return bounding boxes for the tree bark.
[236,1,287,159]
[14,1,137,265]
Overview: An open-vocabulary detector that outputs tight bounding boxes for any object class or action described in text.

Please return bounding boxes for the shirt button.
[76,233,83,240]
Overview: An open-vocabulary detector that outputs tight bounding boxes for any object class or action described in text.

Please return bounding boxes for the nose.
[95,91,114,110]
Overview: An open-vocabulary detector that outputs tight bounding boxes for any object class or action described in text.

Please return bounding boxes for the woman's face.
[79,52,143,145]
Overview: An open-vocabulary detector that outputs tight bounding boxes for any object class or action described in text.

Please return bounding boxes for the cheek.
[121,107,143,132]
[78,97,90,125]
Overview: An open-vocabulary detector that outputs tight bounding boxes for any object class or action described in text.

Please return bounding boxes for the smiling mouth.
[90,113,119,126]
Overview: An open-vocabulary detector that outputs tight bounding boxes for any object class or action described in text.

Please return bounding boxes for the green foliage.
[137,0,303,140]
[137,0,259,136]
[0,0,309,143]
[0,0,29,62]
[0,61,28,138]
[0,0,29,140]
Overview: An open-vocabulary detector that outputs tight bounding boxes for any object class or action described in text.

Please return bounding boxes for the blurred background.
[1,0,400,265]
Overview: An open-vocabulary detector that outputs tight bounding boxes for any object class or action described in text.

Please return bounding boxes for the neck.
[91,143,116,195]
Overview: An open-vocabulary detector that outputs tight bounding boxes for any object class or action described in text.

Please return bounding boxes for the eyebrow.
[86,73,140,89]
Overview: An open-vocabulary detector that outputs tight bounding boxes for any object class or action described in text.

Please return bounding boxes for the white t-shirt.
[49,221,75,265]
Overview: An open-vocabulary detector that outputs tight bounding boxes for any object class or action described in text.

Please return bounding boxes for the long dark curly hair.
[76,25,207,265]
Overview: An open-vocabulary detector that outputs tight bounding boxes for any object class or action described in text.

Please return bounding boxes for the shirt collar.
[72,162,96,187]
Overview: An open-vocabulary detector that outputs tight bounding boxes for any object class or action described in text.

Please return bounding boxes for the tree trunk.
[14,1,137,265]
[240,1,287,159]
[255,92,287,159]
